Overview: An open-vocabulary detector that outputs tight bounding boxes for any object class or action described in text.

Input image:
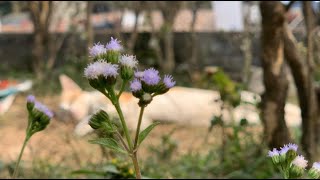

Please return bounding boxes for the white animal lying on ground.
[58,74,301,137]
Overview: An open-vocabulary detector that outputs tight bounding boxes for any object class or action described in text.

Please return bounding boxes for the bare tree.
[28,1,85,80]
[187,1,200,83]
[241,1,253,89]
[86,1,94,53]
[260,1,291,149]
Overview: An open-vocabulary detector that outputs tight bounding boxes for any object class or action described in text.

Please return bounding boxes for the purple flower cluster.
[129,68,176,93]
[267,143,298,157]
[88,37,122,58]
[27,95,53,119]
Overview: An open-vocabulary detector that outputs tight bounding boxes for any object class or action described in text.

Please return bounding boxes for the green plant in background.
[268,143,320,179]
[12,95,53,178]
[83,37,175,179]
[71,158,136,179]
[148,128,178,161]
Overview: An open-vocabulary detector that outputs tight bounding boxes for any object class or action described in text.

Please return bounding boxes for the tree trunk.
[260,1,291,149]
[86,1,93,54]
[283,24,318,162]
[162,22,175,73]
[241,2,253,89]
[28,1,52,80]
[188,3,200,83]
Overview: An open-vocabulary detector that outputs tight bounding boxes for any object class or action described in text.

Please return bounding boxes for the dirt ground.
[0,94,263,169]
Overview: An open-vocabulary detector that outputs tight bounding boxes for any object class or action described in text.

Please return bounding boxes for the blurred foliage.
[210,68,243,108]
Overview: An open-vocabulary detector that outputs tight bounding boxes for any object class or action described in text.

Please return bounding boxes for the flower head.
[292,155,308,169]
[27,95,35,103]
[163,75,176,88]
[120,54,138,68]
[287,143,298,151]
[130,79,142,92]
[268,148,279,157]
[142,68,161,85]
[103,63,119,78]
[106,37,122,51]
[84,60,119,79]
[313,162,320,171]
[89,42,107,57]
[34,101,54,119]
[134,71,144,79]
[279,143,298,155]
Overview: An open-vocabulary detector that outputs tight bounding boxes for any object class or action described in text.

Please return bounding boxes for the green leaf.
[138,122,161,145]
[89,138,128,155]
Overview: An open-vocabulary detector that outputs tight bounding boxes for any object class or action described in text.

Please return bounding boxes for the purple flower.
[279,146,289,155]
[287,143,298,151]
[34,101,54,119]
[279,143,298,155]
[163,75,176,88]
[106,37,122,51]
[89,42,107,57]
[268,148,279,157]
[312,162,320,171]
[134,71,144,79]
[141,68,161,85]
[27,95,35,103]
[84,60,119,79]
[120,54,138,68]
[130,79,142,92]
[103,63,119,78]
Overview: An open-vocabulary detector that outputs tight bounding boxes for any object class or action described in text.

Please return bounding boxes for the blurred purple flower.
[84,60,118,79]
[120,54,138,68]
[89,42,107,57]
[106,37,122,51]
[130,79,142,92]
[163,75,176,88]
[142,68,160,85]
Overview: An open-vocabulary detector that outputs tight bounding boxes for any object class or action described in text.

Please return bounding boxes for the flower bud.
[26,97,53,137]
[89,110,114,131]
[138,93,153,107]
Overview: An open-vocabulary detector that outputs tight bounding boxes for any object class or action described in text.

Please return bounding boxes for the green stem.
[12,135,30,178]
[109,88,134,151]
[132,152,142,179]
[117,80,127,99]
[134,107,145,148]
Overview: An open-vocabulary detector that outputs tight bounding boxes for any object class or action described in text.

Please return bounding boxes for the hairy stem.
[131,152,142,179]
[115,130,130,153]
[117,80,128,99]
[134,106,145,148]
[12,135,30,178]
[109,88,134,150]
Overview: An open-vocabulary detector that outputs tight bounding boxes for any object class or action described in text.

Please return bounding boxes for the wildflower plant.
[268,143,320,179]
[84,37,175,179]
[12,95,53,178]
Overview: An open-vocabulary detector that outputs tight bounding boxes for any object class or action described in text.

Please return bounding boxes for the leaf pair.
[89,122,161,154]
